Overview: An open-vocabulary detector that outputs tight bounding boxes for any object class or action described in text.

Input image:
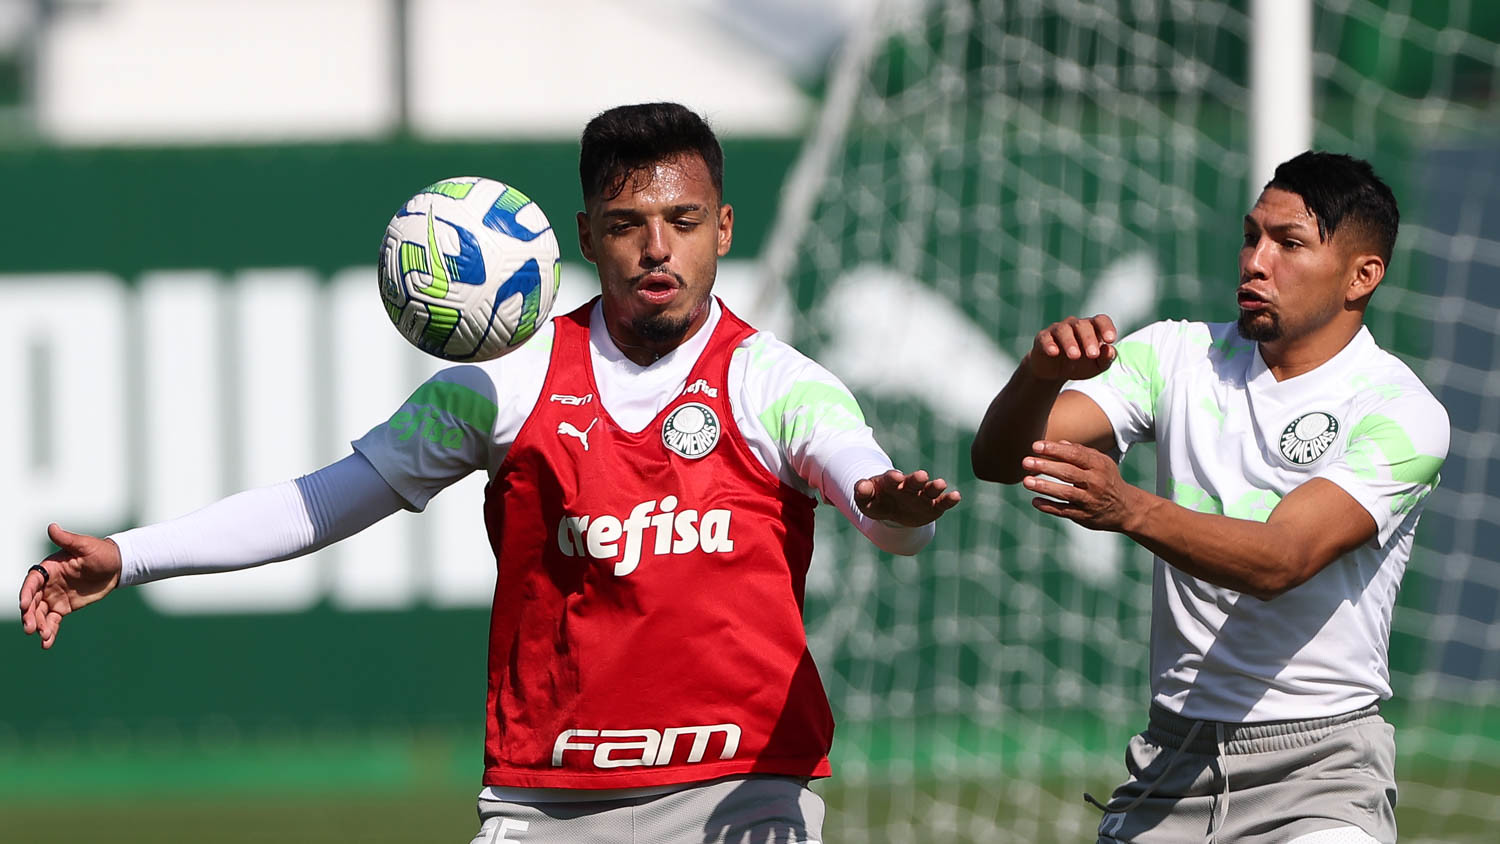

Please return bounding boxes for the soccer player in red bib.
[19,102,961,843]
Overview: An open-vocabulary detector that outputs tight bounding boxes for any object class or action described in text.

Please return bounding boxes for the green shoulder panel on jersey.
[401,381,499,432]
[760,381,867,443]
[737,333,779,373]
[1101,340,1165,415]
[1345,413,1445,487]
[1349,373,1404,401]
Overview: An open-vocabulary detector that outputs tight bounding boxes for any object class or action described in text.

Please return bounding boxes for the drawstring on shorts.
[1084,719,1205,817]
[1209,722,1230,843]
[1086,703,1378,840]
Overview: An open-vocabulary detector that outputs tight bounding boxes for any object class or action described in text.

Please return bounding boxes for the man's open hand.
[18,524,122,650]
[854,469,961,527]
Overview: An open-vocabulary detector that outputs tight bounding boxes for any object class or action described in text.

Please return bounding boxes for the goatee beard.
[1237,310,1281,342]
[632,312,694,344]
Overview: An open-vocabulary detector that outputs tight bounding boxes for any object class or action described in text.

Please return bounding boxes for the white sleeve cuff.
[820,446,937,557]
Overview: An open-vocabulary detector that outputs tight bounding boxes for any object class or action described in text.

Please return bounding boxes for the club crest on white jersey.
[1280,411,1340,465]
[556,495,734,576]
[663,402,720,459]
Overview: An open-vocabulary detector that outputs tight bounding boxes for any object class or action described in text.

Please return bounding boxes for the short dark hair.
[579,102,725,205]
[1265,151,1400,264]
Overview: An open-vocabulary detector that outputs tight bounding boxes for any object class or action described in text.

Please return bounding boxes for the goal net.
[767,2,1500,841]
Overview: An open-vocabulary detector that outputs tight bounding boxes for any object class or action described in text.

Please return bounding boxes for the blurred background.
[2,1,1497,841]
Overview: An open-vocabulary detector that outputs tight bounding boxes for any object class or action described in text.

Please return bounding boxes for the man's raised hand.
[18,524,123,650]
[1027,314,1119,381]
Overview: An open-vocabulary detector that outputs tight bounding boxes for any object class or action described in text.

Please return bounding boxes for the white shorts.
[469,775,826,844]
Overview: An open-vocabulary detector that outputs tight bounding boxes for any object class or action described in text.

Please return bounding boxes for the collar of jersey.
[589,296,723,372]
[1246,324,1375,400]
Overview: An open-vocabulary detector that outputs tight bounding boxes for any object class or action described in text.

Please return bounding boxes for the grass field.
[3,724,1496,843]
[4,777,1495,843]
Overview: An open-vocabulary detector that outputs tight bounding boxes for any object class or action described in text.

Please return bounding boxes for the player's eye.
[1242,231,1257,247]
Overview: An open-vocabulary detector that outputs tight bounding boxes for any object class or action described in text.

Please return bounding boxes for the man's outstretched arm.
[1021,439,1376,599]
[17,452,407,649]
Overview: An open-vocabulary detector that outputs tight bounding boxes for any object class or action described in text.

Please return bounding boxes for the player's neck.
[606,320,709,366]
[1258,319,1362,382]
[610,334,679,365]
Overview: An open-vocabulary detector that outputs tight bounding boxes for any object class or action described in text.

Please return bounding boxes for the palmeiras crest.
[1280,411,1340,465]
[662,402,720,459]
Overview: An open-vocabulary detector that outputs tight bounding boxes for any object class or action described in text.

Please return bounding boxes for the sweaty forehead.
[596,155,717,210]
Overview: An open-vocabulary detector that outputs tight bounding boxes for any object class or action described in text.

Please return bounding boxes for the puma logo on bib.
[558,418,597,451]
[1280,411,1339,465]
[662,402,720,459]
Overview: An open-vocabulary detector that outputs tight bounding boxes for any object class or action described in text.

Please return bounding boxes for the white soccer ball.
[378,176,561,361]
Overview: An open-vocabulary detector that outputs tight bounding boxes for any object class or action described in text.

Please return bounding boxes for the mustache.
[630,267,686,286]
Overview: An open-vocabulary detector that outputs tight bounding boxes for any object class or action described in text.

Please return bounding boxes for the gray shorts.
[469,775,825,844]
[1092,703,1396,843]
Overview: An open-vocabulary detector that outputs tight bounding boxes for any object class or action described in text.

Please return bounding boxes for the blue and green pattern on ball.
[417,212,487,299]
[482,259,547,349]
[420,303,462,352]
[513,257,560,349]
[417,179,477,200]
[379,177,561,362]
[483,186,549,242]
[391,211,492,354]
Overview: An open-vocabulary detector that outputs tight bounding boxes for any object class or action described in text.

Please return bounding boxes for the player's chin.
[1236,310,1280,342]
[630,310,694,344]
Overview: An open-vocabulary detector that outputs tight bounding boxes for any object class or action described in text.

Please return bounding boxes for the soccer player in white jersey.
[18,102,961,843]
[972,151,1448,843]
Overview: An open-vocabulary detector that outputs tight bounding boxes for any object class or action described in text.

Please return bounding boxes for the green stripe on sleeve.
[404,381,498,432]
[1102,340,1165,416]
[760,381,866,443]
[1344,413,1444,486]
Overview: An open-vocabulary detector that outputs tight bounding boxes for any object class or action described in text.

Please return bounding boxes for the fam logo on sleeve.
[1279,411,1340,465]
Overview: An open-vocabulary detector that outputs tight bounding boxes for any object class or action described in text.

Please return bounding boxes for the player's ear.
[716,203,734,258]
[1346,253,1384,303]
[576,211,596,264]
